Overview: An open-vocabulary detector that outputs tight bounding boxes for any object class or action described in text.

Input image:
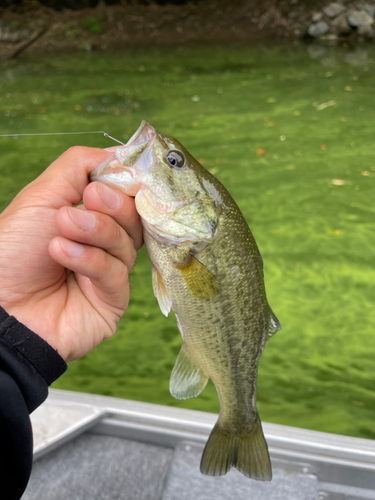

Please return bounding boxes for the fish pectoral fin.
[152,266,172,317]
[174,254,220,300]
[170,344,208,400]
[267,306,281,340]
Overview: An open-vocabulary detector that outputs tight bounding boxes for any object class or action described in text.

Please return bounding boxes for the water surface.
[0,43,374,439]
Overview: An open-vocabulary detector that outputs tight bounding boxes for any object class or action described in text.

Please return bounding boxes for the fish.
[90,120,281,480]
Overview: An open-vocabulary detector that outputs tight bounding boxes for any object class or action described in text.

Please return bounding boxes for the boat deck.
[23,389,375,500]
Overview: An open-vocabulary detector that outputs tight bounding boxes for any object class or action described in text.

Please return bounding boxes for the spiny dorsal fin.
[267,306,281,340]
[152,266,172,317]
[174,254,220,300]
[170,343,208,400]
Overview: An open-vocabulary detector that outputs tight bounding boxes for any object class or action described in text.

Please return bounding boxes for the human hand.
[0,146,142,362]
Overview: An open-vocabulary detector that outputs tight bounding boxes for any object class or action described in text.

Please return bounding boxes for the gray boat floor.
[24,432,318,500]
[23,390,375,500]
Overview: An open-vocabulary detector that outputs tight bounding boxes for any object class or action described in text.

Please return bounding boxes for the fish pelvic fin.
[200,416,272,481]
[170,343,208,400]
[152,266,172,317]
[267,306,281,341]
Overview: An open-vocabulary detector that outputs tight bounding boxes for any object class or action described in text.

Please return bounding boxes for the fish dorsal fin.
[152,266,172,317]
[174,254,220,300]
[170,343,209,400]
[267,306,281,340]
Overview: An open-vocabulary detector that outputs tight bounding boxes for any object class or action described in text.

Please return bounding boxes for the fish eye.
[166,150,185,169]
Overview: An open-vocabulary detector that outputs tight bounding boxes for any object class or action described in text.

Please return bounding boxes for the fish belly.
[144,231,272,480]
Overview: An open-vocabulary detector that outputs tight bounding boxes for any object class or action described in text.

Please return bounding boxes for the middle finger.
[55,206,137,271]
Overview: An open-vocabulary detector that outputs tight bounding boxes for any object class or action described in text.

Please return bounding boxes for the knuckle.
[115,262,129,286]
[104,330,114,340]
[113,221,123,243]
[65,146,87,158]
[103,251,114,274]
[90,250,112,279]
[125,238,137,270]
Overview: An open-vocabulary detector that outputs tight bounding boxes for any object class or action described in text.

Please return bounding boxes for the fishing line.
[0,131,107,138]
[103,133,125,146]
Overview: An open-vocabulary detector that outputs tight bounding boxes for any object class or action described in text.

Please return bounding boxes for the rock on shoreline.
[307,2,375,40]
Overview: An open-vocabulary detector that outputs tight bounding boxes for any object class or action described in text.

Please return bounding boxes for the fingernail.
[97,183,122,209]
[69,207,96,231]
[60,239,84,258]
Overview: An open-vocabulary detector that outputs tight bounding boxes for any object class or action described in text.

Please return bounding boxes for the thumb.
[19,146,112,209]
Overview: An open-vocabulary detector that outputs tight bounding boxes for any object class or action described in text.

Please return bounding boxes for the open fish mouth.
[90,121,157,195]
[125,120,156,147]
[89,156,139,194]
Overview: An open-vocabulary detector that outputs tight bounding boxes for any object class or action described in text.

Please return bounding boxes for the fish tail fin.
[200,416,272,481]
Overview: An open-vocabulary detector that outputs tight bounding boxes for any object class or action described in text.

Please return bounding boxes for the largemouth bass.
[90,121,281,480]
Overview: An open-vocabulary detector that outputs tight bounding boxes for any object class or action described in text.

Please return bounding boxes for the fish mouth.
[90,120,156,195]
[125,120,156,147]
[90,157,139,195]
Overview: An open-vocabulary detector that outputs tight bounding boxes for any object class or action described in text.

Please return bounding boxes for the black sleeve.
[0,306,67,500]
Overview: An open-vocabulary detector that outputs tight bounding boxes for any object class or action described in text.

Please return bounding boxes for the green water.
[0,44,374,439]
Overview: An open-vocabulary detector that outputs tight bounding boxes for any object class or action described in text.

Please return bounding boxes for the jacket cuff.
[0,306,67,386]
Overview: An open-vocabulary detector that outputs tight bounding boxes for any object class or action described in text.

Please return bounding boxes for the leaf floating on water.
[361,171,370,176]
[198,158,205,164]
[74,104,82,111]
[345,86,353,91]
[330,229,342,236]
[339,116,347,122]
[320,144,327,150]
[209,168,219,175]
[256,148,265,155]
[267,120,275,127]
[332,179,345,185]
[316,100,337,111]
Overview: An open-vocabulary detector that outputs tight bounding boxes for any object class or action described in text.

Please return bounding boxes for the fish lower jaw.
[92,177,141,197]
[142,221,193,246]
[140,188,194,215]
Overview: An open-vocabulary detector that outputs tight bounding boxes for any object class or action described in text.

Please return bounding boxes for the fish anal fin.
[152,266,172,317]
[174,254,220,300]
[267,306,281,340]
[170,344,208,400]
[200,416,272,481]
